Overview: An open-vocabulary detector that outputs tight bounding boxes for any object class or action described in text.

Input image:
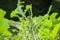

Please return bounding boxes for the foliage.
[0,1,60,40]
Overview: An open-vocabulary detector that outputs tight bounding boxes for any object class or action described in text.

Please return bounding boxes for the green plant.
[0,0,60,40]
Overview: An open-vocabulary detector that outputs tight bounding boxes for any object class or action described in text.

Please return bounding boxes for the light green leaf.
[0,8,6,19]
[50,12,58,20]
[50,23,60,39]
[24,5,31,14]
[10,9,18,18]
[0,19,12,36]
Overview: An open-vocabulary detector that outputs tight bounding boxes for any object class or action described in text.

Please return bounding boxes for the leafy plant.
[0,0,60,40]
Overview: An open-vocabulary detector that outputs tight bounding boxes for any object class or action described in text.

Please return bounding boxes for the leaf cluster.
[0,1,60,40]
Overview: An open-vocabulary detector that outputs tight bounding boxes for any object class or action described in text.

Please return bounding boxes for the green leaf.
[57,17,60,22]
[0,8,6,19]
[26,5,31,9]
[49,12,58,20]
[24,5,31,14]
[50,23,60,39]
[0,19,12,36]
[10,9,18,18]
[41,19,52,27]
